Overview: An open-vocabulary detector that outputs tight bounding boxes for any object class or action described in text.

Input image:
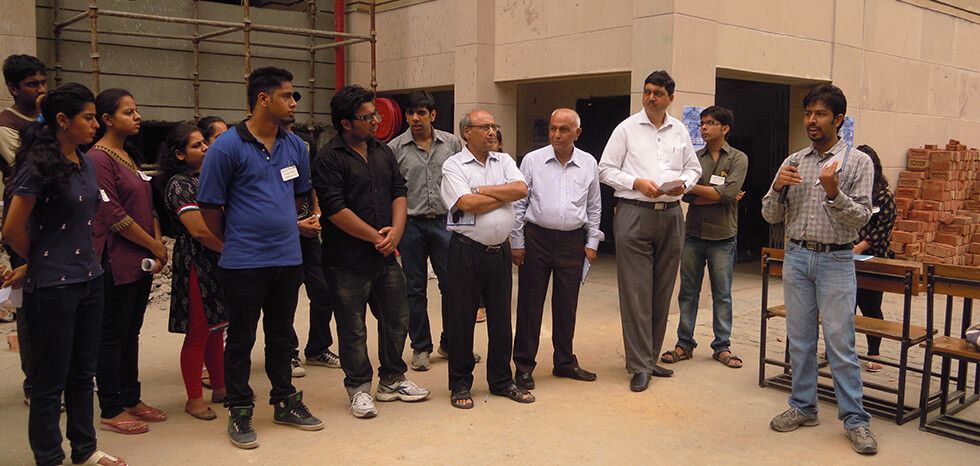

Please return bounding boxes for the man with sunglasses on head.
[198,66,322,449]
[440,109,533,409]
[314,85,430,420]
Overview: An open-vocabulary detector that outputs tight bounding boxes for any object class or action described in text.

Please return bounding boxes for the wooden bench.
[759,247,938,424]
[919,264,980,445]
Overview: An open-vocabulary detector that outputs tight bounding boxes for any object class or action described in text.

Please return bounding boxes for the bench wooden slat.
[927,336,980,362]
[765,304,932,344]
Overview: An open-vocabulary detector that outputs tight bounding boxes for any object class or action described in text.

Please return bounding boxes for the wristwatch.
[470,186,481,194]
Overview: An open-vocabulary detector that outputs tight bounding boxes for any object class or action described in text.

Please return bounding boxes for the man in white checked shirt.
[510,108,603,390]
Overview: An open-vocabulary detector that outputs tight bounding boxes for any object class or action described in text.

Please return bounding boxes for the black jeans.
[25,278,104,466]
[855,288,884,356]
[96,268,152,419]
[400,216,451,353]
[291,235,335,359]
[445,234,514,393]
[17,301,32,399]
[324,263,409,396]
[220,265,304,408]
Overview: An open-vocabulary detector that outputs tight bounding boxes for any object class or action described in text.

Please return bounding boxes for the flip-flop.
[660,347,692,364]
[185,406,217,421]
[713,351,743,369]
[81,450,128,466]
[126,404,168,422]
[864,358,883,373]
[99,418,149,435]
[491,384,535,403]
[450,389,474,410]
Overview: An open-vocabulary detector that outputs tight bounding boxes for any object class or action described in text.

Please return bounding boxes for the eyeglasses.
[700,121,722,127]
[352,111,382,122]
[467,123,501,132]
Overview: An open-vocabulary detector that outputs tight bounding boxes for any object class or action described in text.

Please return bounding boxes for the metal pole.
[88,1,100,93]
[193,0,200,122]
[370,0,377,94]
[308,0,316,133]
[243,0,252,117]
[54,0,63,86]
[54,11,90,31]
[195,26,242,42]
[311,37,364,51]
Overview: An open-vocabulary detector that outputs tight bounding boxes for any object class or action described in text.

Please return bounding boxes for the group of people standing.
[2,49,893,465]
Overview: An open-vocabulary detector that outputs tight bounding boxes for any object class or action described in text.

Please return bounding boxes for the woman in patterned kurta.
[160,123,227,420]
[852,145,896,372]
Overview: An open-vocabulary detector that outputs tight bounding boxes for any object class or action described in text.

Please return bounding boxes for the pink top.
[88,146,157,285]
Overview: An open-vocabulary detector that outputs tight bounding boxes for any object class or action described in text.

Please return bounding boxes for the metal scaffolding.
[51,0,376,130]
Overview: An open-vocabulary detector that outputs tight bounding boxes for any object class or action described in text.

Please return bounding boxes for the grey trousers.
[613,202,684,374]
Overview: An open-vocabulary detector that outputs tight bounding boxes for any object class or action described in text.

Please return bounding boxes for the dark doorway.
[715,78,790,262]
[576,95,630,253]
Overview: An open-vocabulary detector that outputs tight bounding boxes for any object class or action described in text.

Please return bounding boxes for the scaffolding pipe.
[96,10,243,30]
[334,0,345,90]
[311,38,363,52]
[54,0,63,86]
[193,0,200,121]
[195,26,242,42]
[243,0,251,116]
[88,1,100,93]
[308,0,316,132]
[370,0,377,93]
[54,10,90,31]
[61,28,313,51]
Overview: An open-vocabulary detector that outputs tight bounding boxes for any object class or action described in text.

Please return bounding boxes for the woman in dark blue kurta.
[3,83,128,466]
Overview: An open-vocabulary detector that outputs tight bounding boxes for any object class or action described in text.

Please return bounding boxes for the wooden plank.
[929,336,980,362]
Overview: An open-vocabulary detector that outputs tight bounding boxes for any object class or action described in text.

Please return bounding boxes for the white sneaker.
[291,357,306,378]
[376,379,430,402]
[350,391,377,418]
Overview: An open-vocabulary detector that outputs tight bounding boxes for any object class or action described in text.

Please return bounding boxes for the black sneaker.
[228,406,258,449]
[273,391,323,431]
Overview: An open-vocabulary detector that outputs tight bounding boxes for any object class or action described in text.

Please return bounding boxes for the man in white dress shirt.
[440,109,533,409]
[598,70,702,392]
[511,108,603,390]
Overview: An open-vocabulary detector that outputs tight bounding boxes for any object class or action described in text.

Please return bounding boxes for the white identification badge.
[709,175,726,186]
[137,171,152,182]
[99,189,110,202]
[280,165,299,182]
[872,206,881,214]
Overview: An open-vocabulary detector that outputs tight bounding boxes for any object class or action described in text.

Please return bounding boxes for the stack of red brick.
[891,139,980,266]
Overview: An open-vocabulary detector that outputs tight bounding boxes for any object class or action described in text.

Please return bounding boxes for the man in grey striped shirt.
[762,83,878,455]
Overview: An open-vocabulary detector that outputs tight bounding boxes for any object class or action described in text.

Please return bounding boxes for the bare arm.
[455,194,506,214]
[327,209,384,245]
[475,181,528,202]
[178,210,224,252]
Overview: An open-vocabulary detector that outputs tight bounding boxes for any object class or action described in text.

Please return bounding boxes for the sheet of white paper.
[581,259,591,284]
[0,286,10,304]
[853,254,874,261]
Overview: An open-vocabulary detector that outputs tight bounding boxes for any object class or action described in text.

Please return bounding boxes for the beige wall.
[350,0,980,179]
[1,0,37,111]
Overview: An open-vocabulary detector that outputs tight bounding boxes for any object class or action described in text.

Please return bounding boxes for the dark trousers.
[25,279,104,466]
[513,223,586,374]
[220,265,304,408]
[291,235,335,359]
[17,303,32,399]
[445,233,514,392]
[855,288,884,356]
[96,269,152,419]
[400,216,451,353]
[324,263,409,396]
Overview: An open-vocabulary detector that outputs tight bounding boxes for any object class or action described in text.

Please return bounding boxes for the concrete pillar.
[453,0,517,155]
[0,0,37,110]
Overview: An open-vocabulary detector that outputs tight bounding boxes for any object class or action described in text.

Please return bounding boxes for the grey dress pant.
[613,202,684,374]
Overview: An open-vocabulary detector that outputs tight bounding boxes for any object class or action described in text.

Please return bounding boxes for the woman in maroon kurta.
[88,89,169,435]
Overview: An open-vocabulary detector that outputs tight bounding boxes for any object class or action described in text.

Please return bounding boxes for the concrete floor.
[1,256,976,465]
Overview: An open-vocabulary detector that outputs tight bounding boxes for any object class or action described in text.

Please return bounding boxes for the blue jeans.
[399,216,451,353]
[676,236,736,354]
[783,241,870,429]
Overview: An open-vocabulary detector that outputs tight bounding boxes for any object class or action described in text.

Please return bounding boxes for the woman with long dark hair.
[851,144,896,372]
[88,88,168,434]
[159,123,228,420]
[3,82,128,466]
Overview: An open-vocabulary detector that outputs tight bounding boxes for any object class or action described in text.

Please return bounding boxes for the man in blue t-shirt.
[198,67,322,449]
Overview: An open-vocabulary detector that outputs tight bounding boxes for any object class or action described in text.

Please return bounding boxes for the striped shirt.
[761,138,873,245]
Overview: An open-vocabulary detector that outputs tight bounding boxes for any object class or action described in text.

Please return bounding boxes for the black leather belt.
[409,213,443,221]
[790,239,851,252]
[453,233,505,254]
[619,199,680,211]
